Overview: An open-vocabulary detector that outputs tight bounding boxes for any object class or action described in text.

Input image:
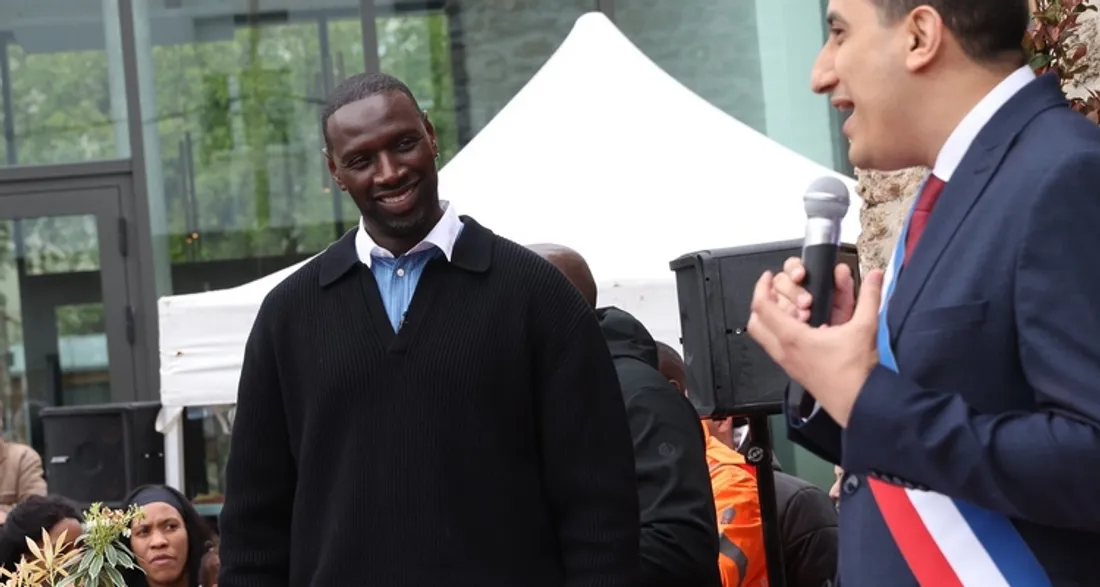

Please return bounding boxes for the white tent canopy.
[157,11,862,433]
[442,13,859,282]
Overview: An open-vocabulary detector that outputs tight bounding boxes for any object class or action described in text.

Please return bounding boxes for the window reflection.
[147,9,367,269]
[0,0,131,167]
[183,405,234,510]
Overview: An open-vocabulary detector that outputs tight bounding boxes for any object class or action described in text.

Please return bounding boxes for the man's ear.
[422,111,439,157]
[323,148,347,192]
[904,5,945,73]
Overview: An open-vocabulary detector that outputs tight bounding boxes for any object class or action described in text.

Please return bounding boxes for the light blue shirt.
[355,201,465,333]
[368,248,441,332]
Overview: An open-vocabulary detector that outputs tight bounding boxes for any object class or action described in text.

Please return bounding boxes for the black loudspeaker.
[39,401,165,506]
[671,239,861,418]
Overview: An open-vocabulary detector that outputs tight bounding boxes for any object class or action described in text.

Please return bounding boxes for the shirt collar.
[933,65,1036,181]
[319,214,493,287]
[355,200,463,268]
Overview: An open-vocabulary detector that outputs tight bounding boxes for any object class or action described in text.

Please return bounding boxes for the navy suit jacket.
[789,73,1100,587]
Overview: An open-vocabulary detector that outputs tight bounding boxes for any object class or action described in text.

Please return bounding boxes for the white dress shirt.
[354,200,463,266]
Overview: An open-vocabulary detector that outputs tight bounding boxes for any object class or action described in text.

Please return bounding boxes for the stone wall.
[855,6,1100,270]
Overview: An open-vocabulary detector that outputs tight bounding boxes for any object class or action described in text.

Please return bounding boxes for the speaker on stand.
[671,239,861,587]
[39,401,165,507]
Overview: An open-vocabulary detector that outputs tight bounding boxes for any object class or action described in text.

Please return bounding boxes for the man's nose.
[810,46,839,95]
[374,153,403,185]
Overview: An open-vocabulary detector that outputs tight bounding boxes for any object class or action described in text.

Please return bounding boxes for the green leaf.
[56,574,81,587]
[104,544,120,567]
[116,542,139,560]
[78,551,94,572]
[89,553,104,579]
[105,564,126,587]
[114,542,140,569]
[1029,53,1053,70]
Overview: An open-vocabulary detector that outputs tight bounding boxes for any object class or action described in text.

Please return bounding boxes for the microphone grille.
[804,176,851,220]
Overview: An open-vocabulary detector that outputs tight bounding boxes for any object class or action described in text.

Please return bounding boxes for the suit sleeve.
[841,150,1100,531]
[218,297,295,587]
[786,383,842,464]
[533,289,640,587]
[627,387,720,586]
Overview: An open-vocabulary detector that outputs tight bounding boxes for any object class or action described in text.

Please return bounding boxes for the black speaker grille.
[39,402,165,506]
[672,240,861,418]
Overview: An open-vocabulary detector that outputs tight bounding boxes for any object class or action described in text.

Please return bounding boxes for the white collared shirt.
[354,200,463,267]
[932,66,1036,181]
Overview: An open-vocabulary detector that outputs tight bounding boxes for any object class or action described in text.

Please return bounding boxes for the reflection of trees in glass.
[3,9,459,268]
[56,304,105,337]
[21,216,100,275]
[378,13,460,164]
[7,44,117,165]
[0,221,22,441]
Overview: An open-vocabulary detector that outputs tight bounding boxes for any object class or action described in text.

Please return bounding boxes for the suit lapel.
[887,73,1067,339]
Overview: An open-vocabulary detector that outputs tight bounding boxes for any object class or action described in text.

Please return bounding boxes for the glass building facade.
[0,0,848,493]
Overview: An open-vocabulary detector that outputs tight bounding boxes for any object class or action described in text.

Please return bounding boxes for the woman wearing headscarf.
[121,484,216,587]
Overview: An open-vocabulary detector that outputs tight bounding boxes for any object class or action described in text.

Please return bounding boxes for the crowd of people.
[6,0,1098,584]
[0,483,220,587]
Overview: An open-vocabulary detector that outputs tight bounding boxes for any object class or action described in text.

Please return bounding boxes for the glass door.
[0,186,133,454]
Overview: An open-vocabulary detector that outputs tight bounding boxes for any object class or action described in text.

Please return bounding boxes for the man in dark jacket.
[530,244,721,587]
[657,342,839,587]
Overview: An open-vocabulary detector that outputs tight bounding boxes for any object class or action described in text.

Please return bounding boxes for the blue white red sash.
[867,174,1051,587]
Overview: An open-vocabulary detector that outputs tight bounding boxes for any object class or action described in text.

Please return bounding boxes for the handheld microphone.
[801,177,851,327]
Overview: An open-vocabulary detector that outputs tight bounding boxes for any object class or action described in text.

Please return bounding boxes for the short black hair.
[654,342,686,389]
[0,495,83,572]
[872,0,1030,64]
[654,341,683,367]
[321,72,423,151]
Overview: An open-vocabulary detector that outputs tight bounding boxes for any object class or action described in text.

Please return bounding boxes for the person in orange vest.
[655,342,769,587]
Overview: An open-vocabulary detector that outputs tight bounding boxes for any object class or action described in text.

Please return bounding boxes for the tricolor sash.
[866,174,1051,587]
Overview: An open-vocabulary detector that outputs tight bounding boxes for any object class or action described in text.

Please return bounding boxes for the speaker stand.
[744,414,787,587]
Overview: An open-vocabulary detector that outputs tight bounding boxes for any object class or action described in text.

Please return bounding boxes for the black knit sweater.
[217,218,640,587]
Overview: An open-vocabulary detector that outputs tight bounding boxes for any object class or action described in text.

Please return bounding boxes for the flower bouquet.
[0,502,145,587]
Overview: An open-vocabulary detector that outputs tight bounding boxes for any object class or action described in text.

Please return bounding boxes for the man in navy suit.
[747,0,1100,585]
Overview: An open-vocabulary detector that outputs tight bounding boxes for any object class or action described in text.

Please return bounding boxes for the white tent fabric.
[441,12,860,283]
[156,11,862,434]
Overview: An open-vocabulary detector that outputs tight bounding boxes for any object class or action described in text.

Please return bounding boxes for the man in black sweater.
[217,73,640,587]
[530,244,721,587]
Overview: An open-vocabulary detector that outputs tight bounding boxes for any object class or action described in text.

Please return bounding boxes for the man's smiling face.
[812,0,919,171]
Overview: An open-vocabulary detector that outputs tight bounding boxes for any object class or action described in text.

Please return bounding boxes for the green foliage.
[1025,0,1100,122]
[0,10,458,337]
[2,11,458,269]
[0,503,143,587]
[61,502,143,587]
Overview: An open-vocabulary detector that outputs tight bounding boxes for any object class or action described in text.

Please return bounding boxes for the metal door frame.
[0,160,146,404]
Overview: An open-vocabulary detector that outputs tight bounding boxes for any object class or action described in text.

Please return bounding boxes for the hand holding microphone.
[772,258,857,327]
[746,177,885,427]
[773,177,858,327]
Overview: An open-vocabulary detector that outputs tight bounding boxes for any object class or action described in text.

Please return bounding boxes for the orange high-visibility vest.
[704,423,769,587]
